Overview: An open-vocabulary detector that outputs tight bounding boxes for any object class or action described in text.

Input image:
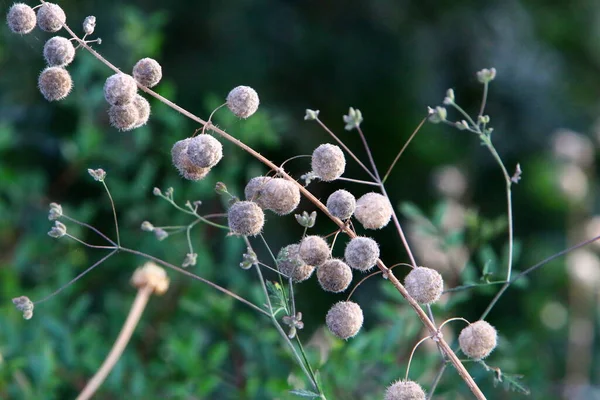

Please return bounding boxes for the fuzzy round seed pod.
[109,103,139,131]
[171,138,211,181]
[326,189,356,220]
[104,73,137,106]
[133,57,162,88]
[299,235,330,266]
[228,201,265,236]
[226,85,259,118]
[244,176,270,202]
[36,3,66,32]
[311,144,346,181]
[404,267,443,305]
[354,192,392,229]
[186,135,223,168]
[326,301,363,339]
[43,36,75,67]
[384,380,426,400]
[38,67,72,101]
[7,3,36,34]
[344,237,380,271]
[131,94,151,128]
[245,177,300,215]
[317,259,352,293]
[277,244,315,283]
[131,262,170,295]
[459,320,498,360]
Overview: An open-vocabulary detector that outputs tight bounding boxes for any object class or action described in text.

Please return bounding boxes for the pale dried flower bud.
[326,189,356,220]
[12,296,34,320]
[141,221,154,232]
[171,138,211,181]
[344,236,379,271]
[131,94,151,128]
[48,202,63,220]
[187,135,223,168]
[299,235,330,266]
[311,143,346,181]
[404,267,443,304]
[131,262,169,295]
[133,57,162,88]
[326,301,363,339]
[48,220,67,238]
[43,36,75,67]
[459,320,498,359]
[228,201,265,236]
[384,380,426,400]
[226,85,259,118]
[83,16,96,35]
[7,3,36,34]
[38,67,72,101]
[354,192,392,229]
[37,3,66,32]
[108,103,139,131]
[317,259,352,293]
[277,244,315,283]
[104,73,137,106]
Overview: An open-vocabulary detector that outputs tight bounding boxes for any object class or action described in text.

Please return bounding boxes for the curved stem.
[405,336,431,381]
[101,181,120,246]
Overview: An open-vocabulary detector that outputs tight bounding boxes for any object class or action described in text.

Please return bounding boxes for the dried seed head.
[131,262,170,295]
[82,16,96,35]
[317,259,352,293]
[354,192,392,229]
[171,138,211,181]
[326,301,363,339]
[43,36,75,67]
[108,103,139,131]
[311,143,346,181]
[226,85,259,118]
[133,57,162,88]
[104,73,137,106]
[36,3,66,32]
[12,296,34,320]
[459,320,498,360]
[344,237,379,272]
[7,3,36,34]
[299,235,330,266]
[245,176,270,201]
[384,380,426,400]
[245,176,300,215]
[277,244,315,283]
[131,94,151,128]
[228,201,265,236]
[326,189,356,220]
[38,67,72,101]
[404,267,443,305]
[186,134,223,168]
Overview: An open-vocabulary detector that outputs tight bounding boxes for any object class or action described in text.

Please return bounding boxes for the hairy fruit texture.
[131,262,170,295]
[384,380,426,400]
[404,267,443,305]
[131,94,151,128]
[459,320,498,360]
[228,201,265,236]
[299,235,330,266]
[186,135,223,168]
[38,67,72,101]
[7,3,36,34]
[36,3,66,32]
[171,138,211,181]
[43,36,76,67]
[104,73,137,106]
[326,189,356,220]
[277,244,315,283]
[311,143,346,181]
[133,57,162,88]
[244,176,300,215]
[317,259,352,293]
[344,236,380,271]
[227,85,259,118]
[354,192,392,229]
[108,103,139,131]
[326,301,363,339]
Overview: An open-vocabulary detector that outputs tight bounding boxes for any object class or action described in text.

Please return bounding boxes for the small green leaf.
[290,389,321,398]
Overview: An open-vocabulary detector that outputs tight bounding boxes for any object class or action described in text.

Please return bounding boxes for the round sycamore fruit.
[226,85,259,118]
[108,103,139,131]
[43,36,75,67]
[7,3,36,34]
[104,73,137,106]
[404,267,443,305]
[244,177,300,215]
[133,57,162,88]
[354,192,392,229]
[131,94,151,128]
[38,67,72,101]
[171,138,211,181]
[384,380,426,400]
[326,189,356,220]
[344,236,380,271]
[228,201,265,237]
[299,235,330,266]
[459,320,498,360]
[317,259,352,293]
[186,134,223,168]
[277,244,315,283]
[326,301,363,339]
[36,2,66,32]
[311,143,345,181]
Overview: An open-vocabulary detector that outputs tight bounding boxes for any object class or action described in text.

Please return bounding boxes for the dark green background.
[1,0,599,399]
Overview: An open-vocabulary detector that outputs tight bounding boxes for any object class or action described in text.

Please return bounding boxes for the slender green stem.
[477,82,489,122]
[450,102,478,129]
[443,280,506,294]
[259,234,290,309]
[64,234,119,250]
[62,214,117,246]
[101,181,120,246]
